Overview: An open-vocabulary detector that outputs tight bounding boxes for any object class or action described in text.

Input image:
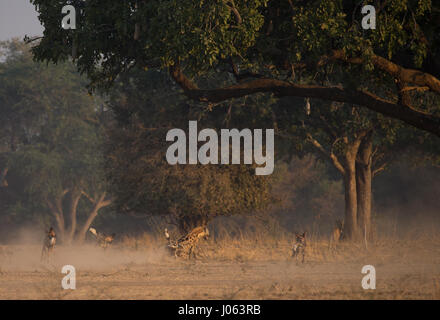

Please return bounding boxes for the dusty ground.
[0,238,439,299]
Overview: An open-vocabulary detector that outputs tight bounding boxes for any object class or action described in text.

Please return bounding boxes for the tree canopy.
[105,69,274,232]
[30,0,440,135]
[0,40,111,243]
[26,0,440,240]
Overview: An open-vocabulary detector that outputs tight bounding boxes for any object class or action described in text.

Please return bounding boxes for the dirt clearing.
[0,238,439,299]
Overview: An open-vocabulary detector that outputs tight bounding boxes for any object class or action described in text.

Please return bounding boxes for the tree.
[105,69,274,233]
[0,39,48,189]
[30,0,440,239]
[280,99,400,239]
[272,85,438,240]
[0,40,111,243]
[30,0,440,136]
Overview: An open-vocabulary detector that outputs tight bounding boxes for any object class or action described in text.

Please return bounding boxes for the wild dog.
[41,227,56,262]
[291,232,306,263]
[89,227,115,249]
[166,226,209,259]
[329,219,344,250]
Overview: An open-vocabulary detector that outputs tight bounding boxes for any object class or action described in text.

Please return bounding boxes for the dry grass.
[0,231,439,299]
[118,230,440,264]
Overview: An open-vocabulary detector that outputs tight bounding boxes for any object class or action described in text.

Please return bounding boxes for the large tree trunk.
[341,133,368,240]
[66,189,82,245]
[47,195,66,243]
[307,130,371,241]
[356,132,373,242]
[54,212,65,243]
[343,155,358,240]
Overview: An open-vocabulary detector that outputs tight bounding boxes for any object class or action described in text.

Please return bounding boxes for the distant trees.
[0,40,111,243]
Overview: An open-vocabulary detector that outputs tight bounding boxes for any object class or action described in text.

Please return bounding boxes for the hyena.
[41,227,56,262]
[89,227,115,249]
[291,232,306,263]
[165,226,210,259]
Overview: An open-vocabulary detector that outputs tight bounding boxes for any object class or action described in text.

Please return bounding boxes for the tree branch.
[81,190,96,203]
[228,57,265,82]
[400,86,430,93]
[306,133,345,174]
[225,0,242,24]
[372,163,387,177]
[169,64,440,136]
[0,167,8,187]
[77,192,112,243]
[330,50,440,94]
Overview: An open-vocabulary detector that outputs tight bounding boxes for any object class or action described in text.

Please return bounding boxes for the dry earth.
[0,238,439,299]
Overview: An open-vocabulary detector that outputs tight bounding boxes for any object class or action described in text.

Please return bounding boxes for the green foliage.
[30,0,439,90]
[30,0,267,88]
[29,0,440,155]
[105,69,273,225]
[26,0,440,230]
[0,40,107,222]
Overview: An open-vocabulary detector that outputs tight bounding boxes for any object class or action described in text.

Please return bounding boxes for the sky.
[0,0,44,41]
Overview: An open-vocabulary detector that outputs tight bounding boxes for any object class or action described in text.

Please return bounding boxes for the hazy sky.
[0,0,44,41]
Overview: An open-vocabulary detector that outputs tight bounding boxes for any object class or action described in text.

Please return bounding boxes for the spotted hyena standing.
[165,226,209,259]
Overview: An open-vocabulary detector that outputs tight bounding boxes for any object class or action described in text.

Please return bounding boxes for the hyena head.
[295,232,306,245]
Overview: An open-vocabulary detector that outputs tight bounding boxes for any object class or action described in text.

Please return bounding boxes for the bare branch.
[306,133,345,174]
[81,190,96,203]
[372,163,387,177]
[225,0,242,24]
[400,86,430,93]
